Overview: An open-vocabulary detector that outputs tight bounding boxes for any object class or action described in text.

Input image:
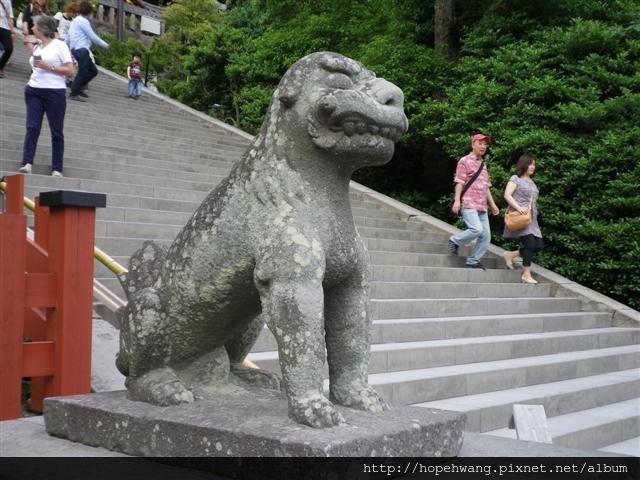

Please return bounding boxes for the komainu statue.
[116,52,408,428]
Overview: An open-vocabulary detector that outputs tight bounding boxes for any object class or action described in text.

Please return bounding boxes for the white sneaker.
[51,170,63,177]
[18,164,32,174]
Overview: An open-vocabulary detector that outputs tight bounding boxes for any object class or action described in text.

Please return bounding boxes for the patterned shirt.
[454,152,491,212]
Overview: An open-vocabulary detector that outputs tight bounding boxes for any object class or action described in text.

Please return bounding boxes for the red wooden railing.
[0,174,105,420]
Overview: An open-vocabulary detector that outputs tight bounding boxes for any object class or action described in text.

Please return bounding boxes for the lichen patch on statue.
[116,52,408,428]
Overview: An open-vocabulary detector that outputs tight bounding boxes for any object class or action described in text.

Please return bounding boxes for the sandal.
[521,276,538,284]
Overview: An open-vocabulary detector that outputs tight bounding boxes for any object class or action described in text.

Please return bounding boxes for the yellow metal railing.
[1,179,127,275]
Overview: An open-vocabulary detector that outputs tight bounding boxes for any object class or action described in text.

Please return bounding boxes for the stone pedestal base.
[44,390,465,457]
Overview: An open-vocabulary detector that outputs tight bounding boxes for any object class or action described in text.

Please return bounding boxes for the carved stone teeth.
[343,121,356,136]
[355,122,367,134]
[380,127,390,137]
[368,124,379,134]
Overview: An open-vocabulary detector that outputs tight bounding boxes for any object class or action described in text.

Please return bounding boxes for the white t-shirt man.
[28,39,73,89]
[53,12,72,41]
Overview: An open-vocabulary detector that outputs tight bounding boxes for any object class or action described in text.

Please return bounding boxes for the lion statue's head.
[256,52,409,172]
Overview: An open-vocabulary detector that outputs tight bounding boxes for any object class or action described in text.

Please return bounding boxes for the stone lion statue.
[116,52,408,428]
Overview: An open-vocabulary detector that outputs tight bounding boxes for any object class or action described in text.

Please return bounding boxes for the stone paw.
[331,384,389,412]
[289,394,345,428]
[230,363,282,391]
[126,367,194,406]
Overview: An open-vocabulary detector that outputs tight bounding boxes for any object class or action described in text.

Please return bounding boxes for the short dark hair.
[33,15,57,39]
[515,154,536,177]
[77,1,93,15]
[132,51,142,59]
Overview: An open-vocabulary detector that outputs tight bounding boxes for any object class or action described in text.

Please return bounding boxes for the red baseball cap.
[471,133,491,143]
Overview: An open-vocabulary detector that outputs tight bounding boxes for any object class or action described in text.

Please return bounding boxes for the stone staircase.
[1,42,638,456]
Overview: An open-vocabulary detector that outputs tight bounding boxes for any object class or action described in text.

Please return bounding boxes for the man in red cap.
[448,134,500,269]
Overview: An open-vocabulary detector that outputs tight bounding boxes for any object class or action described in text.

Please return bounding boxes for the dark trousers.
[0,27,13,70]
[23,85,66,172]
[70,48,97,95]
[519,234,544,267]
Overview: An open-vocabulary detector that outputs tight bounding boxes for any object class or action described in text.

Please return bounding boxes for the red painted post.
[39,190,105,400]
[0,175,27,420]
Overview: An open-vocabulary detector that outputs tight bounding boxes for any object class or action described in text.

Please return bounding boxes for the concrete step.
[370,297,583,320]
[369,251,500,269]
[370,312,613,343]
[0,88,249,128]
[1,152,237,183]
[1,157,230,185]
[370,281,555,299]
[21,181,208,207]
[2,126,247,161]
[88,214,430,243]
[95,236,173,255]
[250,312,613,352]
[92,205,403,228]
[599,436,640,456]
[0,103,251,149]
[351,207,404,220]
[95,221,182,240]
[485,398,640,451]
[371,265,522,282]
[357,226,451,242]
[1,136,242,168]
[0,118,249,156]
[368,345,640,405]
[415,368,640,432]
[4,162,221,194]
[249,328,640,376]
[364,237,471,255]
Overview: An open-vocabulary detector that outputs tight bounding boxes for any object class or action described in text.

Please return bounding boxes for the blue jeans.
[71,48,97,96]
[22,85,66,172]
[450,208,491,265]
[128,78,142,97]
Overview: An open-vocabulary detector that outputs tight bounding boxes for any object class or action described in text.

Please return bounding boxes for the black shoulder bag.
[449,162,485,216]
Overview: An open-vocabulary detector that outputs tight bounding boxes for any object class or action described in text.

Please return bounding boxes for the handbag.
[504,198,532,232]
[449,162,485,215]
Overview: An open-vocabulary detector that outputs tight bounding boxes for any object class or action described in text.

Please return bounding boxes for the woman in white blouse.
[18,15,74,177]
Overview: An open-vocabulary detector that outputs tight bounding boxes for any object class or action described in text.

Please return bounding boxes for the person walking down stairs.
[448,133,500,270]
[18,15,74,178]
[66,1,108,102]
[503,154,544,284]
[0,0,15,78]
